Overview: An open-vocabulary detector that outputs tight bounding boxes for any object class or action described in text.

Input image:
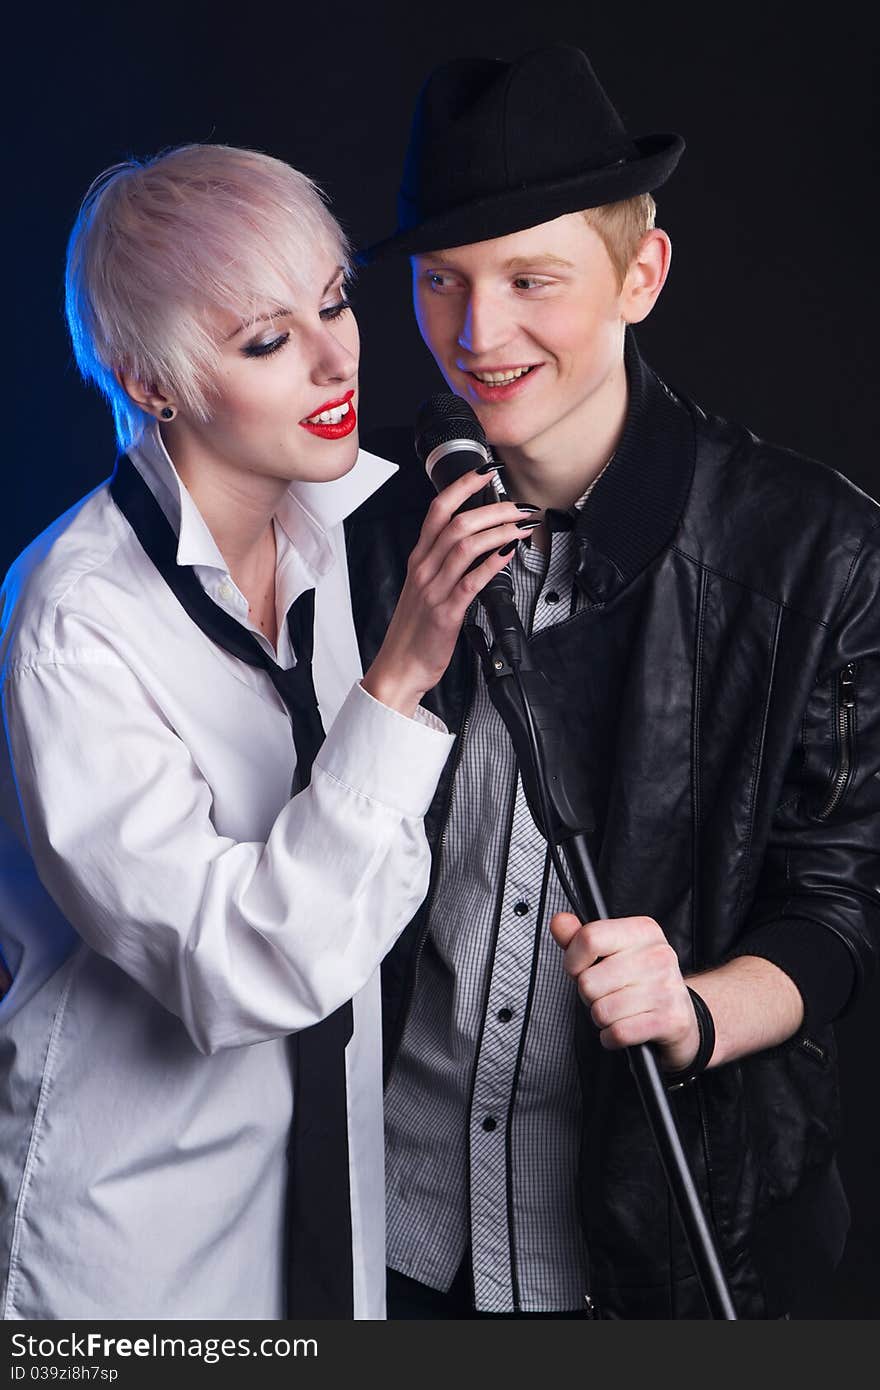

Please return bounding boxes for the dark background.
[8,2,878,1316]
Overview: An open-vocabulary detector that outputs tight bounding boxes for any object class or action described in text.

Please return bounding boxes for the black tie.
[110,454,355,1318]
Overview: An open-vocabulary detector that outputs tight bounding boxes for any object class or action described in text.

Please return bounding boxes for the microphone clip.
[464,621,518,682]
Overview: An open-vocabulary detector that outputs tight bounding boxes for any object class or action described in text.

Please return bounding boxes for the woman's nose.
[311,322,359,384]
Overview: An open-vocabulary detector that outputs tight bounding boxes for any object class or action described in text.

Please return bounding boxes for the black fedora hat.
[358,44,684,263]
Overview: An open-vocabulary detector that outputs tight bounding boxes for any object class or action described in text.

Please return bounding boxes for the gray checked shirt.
[385,469,607,1313]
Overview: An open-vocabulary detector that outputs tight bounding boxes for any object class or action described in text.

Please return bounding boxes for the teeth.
[306,400,350,425]
[473,366,533,384]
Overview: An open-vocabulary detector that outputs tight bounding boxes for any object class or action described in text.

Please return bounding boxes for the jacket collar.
[548,330,696,604]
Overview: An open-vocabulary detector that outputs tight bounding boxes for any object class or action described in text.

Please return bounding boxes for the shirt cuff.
[412,703,450,735]
[727,918,857,1032]
[313,681,455,819]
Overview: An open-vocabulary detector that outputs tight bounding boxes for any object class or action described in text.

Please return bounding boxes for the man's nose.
[457,291,508,357]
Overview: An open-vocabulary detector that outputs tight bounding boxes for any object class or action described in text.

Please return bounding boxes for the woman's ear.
[116,370,176,420]
[621,228,672,325]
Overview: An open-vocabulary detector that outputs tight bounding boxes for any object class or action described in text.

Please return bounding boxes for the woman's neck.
[163,427,287,589]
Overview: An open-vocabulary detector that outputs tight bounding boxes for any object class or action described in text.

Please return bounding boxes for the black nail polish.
[516,504,540,512]
[498,540,518,556]
[476,461,500,474]
[516,519,541,529]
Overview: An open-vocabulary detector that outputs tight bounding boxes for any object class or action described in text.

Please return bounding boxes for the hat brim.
[357,132,684,265]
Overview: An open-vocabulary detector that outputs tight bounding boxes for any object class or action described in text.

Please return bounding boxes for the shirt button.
[513,900,530,916]
[481,1116,497,1132]
[545,589,560,603]
[497,1007,513,1023]
[218,580,234,601]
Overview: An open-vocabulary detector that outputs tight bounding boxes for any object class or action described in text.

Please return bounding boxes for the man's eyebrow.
[225,267,345,341]
[416,252,576,272]
[501,254,576,272]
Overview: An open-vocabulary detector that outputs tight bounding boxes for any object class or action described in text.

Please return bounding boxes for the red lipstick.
[299,389,357,439]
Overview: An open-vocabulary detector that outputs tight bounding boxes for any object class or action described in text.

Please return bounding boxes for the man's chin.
[471,410,543,455]
[441,375,550,453]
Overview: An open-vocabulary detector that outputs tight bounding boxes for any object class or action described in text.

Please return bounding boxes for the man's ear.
[116,370,175,419]
[622,228,672,325]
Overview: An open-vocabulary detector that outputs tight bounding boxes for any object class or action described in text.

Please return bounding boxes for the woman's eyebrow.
[226,307,291,342]
[226,267,345,341]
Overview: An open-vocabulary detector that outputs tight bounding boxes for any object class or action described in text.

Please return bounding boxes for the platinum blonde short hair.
[65,143,351,450]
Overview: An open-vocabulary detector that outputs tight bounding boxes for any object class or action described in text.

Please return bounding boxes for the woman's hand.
[361,468,539,717]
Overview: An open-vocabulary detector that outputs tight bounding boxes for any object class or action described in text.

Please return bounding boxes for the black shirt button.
[497,1007,513,1022]
[481,1116,497,1132]
[513,900,530,916]
[545,590,560,603]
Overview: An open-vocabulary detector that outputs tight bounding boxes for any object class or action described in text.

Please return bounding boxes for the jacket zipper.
[525,536,600,1317]
[817,663,857,820]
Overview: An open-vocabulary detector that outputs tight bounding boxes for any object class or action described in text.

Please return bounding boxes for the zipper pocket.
[799,1036,829,1066]
[817,662,857,820]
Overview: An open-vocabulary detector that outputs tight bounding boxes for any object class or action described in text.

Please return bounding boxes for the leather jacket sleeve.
[731,520,880,1029]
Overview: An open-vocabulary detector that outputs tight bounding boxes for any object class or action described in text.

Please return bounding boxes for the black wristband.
[663,987,716,1091]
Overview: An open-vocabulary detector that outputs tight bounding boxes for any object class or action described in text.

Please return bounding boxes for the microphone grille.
[414,392,487,464]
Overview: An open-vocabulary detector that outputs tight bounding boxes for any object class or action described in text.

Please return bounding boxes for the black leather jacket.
[344,338,880,1318]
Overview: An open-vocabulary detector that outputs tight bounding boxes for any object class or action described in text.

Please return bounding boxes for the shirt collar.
[127,423,398,582]
[492,458,610,529]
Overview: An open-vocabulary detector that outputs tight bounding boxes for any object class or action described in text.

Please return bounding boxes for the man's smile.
[460,363,544,402]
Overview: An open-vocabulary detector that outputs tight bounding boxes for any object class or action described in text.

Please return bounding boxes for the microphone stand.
[467,572,738,1321]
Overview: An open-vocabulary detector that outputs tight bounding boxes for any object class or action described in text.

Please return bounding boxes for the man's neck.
[493,358,628,514]
[493,358,628,554]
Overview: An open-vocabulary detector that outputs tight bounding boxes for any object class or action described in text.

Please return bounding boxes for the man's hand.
[550,912,702,1072]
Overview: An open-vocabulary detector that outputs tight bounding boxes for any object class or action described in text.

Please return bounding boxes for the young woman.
[0,144,534,1320]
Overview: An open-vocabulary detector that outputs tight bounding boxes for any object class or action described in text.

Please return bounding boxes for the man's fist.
[550,912,701,1072]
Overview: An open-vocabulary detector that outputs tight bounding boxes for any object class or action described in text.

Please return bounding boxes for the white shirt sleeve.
[3,647,454,1055]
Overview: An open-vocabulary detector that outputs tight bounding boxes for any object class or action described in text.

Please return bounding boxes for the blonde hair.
[65,144,350,450]
[583,192,656,288]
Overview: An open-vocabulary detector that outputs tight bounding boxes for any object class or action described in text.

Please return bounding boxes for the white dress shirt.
[0,425,454,1320]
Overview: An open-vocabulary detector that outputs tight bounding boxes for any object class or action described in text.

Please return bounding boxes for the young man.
[346,45,880,1319]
